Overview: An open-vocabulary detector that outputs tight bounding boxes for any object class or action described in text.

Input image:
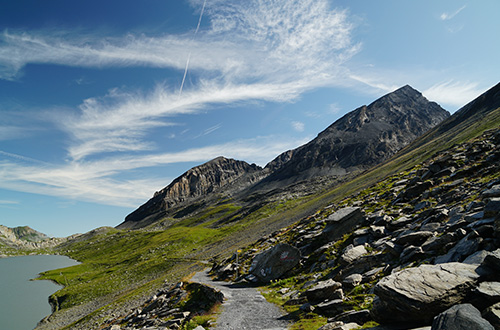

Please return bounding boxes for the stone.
[483,302,500,329]
[400,245,425,264]
[483,185,500,198]
[343,274,363,288]
[463,250,492,265]
[332,309,372,325]
[469,281,500,310]
[249,243,301,282]
[485,198,500,218]
[300,302,315,312]
[322,207,365,243]
[317,321,344,330]
[431,303,494,330]
[414,201,432,211]
[482,248,500,272]
[434,235,482,264]
[193,326,206,330]
[305,279,342,302]
[371,262,481,324]
[316,299,347,317]
[395,231,434,246]
[340,245,367,265]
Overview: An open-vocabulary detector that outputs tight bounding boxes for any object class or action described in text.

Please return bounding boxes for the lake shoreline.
[0,255,80,330]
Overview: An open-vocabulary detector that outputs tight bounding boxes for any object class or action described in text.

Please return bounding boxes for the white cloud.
[0,135,309,207]
[440,5,466,21]
[0,0,360,161]
[423,80,486,109]
[291,121,305,132]
[0,0,358,207]
[0,200,19,205]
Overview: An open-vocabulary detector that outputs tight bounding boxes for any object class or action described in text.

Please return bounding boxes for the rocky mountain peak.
[264,85,450,182]
[119,157,263,229]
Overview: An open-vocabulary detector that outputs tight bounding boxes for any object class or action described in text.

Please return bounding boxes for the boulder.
[483,185,500,198]
[340,245,367,265]
[434,235,482,264]
[483,302,500,329]
[372,262,481,324]
[469,281,500,310]
[485,198,500,217]
[305,279,343,303]
[343,274,363,288]
[332,309,372,325]
[249,243,301,282]
[315,299,347,317]
[395,231,434,246]
[431,303,494,330]
[322,207,365,243]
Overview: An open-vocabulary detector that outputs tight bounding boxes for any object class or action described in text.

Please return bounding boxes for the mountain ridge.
[120,85,449,229]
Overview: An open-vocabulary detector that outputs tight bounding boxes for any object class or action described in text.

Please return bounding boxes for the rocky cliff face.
[119,157,263,229]
[264,85,450,182]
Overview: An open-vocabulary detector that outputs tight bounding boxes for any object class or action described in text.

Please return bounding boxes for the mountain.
[0,225,48,243]
[119,85,449,230]
[263,85,449,182]
[119,156,263,229]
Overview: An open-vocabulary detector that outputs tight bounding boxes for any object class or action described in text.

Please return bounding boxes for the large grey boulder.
[321,207,365,243]
[249,243,300,282]
[305,279,343,302]
[431,304,494,330]
[339,244,367,265]
[434,235,482,264]
[372,262,482,324]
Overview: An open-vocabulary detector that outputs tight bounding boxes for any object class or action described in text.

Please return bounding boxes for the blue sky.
[0,0,498,237]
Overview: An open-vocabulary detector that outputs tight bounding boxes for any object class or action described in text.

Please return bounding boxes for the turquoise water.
[0,255,79,330]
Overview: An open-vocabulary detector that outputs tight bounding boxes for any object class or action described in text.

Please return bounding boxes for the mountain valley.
[3,82,500,330]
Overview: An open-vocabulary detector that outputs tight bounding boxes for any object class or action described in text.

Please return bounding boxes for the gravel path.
[191,270,290,330]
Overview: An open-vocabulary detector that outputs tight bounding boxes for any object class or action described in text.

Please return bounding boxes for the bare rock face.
[118,157,262,229]
[264,85,450,182]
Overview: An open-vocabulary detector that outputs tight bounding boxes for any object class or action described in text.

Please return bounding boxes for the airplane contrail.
[179,0,207,95]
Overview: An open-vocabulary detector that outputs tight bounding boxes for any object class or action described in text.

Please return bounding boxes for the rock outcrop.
[118,157,263,229]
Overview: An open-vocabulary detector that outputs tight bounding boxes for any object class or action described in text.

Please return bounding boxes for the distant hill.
[119,85,449,229]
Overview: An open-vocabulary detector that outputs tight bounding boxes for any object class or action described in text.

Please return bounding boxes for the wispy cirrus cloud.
[0,135,309,207]
[0,0,359,162]
[440,5,466,21]
[0,0,358,207]
[423,80,486,109]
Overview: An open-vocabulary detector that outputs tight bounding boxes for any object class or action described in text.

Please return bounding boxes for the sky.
[0,0,498,237]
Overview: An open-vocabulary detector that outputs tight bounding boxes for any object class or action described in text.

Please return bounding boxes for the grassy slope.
[39,86,500,328]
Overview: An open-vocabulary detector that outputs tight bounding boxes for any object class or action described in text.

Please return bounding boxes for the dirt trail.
[191,270,289,330]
